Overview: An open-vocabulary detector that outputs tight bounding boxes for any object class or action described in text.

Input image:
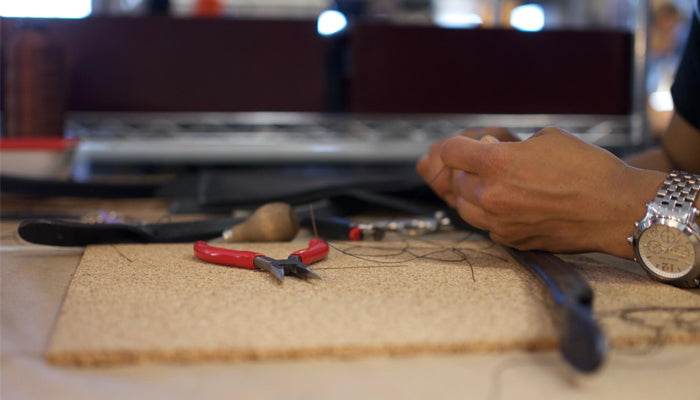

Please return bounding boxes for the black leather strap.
[17,216,245,246]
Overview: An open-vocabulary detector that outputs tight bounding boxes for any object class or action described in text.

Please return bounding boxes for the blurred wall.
[1,16,632,115]
[1,17,327,112]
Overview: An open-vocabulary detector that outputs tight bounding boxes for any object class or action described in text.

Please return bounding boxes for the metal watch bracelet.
[633,170,700,288]
[656,170,700,221]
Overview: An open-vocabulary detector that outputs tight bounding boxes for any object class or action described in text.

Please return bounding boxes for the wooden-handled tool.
[221,202,299,242]
[18,202,300,246]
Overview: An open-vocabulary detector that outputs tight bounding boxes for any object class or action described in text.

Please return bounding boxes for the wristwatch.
[629,170,700,288]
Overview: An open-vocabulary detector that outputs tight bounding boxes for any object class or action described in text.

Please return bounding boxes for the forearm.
[662,113,700,174]
[624,113,700,173]
[623,148,674,171]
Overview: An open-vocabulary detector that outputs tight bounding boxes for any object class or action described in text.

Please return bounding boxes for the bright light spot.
[317,10,347,36]
[510,4,545,32]
[0,0,91,18]
[649,90,674,112]
[434,12,483,29]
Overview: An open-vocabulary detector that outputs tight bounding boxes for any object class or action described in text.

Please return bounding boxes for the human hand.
[416,127,518,208]
[423,127,667,259]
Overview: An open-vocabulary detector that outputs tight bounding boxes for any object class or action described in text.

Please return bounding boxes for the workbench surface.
[2,200,699,400]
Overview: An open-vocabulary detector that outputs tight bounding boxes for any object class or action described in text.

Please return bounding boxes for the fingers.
[455,197,490,231]
[415,155,433,181]
[417,129,515,226]
[452,170,482,206]
[452,170,499,233]
[439,136,478,172]
[416,138,457,206]
[439,136,500,175]
[428,126,519,178]
[416,140,444,184]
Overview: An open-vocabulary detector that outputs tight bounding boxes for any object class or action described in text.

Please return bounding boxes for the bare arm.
[625,112,700,173]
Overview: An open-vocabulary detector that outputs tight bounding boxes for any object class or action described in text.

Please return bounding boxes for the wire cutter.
[193,238,328,282]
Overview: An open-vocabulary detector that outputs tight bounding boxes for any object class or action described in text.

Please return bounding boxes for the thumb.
[439,136,490,174]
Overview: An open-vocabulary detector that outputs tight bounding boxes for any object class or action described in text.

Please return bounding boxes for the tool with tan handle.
[220,202,299,242]
[17,202,300,246]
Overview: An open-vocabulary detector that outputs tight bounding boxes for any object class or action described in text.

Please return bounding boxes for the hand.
[420,126,667,259]
[416,127,518,208]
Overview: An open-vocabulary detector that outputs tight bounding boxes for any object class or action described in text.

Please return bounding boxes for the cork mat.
[46,238,700,365]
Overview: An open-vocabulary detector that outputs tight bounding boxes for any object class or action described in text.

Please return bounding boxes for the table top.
[2,199,699,400]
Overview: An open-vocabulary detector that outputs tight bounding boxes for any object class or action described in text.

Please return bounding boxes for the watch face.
[638,224,695,279]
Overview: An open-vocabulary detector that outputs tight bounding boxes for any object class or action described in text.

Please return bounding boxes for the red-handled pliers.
[193,238,328,282]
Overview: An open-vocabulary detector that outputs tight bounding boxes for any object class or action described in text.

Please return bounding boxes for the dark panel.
[1,17,326,112]
[349,23,632,115]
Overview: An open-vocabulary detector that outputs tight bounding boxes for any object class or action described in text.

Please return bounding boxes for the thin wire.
[428,164,449,187]
[309,203,319,238]
[406,164,449,211]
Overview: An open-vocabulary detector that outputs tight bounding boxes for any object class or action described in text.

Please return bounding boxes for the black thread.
[111,244,134,263]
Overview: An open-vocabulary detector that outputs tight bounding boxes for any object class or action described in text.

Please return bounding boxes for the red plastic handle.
[193,241,264,269]
[290,238,329,265]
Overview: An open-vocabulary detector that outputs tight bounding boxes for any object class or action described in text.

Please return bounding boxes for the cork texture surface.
[46,238,700,365]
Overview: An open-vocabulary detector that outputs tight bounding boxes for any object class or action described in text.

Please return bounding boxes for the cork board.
[46,238,700,366]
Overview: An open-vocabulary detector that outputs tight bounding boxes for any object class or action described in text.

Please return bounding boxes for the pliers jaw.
[253,255,322,282]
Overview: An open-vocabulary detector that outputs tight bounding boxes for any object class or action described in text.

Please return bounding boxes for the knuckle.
[533,126,570,139]
[539,126,560,135]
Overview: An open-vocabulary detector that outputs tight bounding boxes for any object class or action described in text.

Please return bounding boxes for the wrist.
[604,167,667,260]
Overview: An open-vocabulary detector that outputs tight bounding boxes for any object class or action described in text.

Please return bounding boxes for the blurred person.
[647,1,689,136]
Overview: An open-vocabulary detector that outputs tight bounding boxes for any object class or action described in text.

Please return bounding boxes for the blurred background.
[0,0,694,181]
